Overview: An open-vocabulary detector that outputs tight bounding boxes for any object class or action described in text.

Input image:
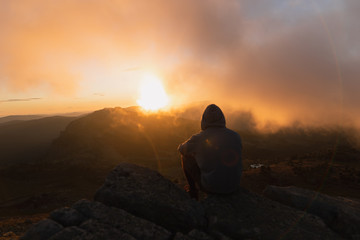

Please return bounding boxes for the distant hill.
[0,116,79,166]
[0,115,46,125]
[46,106,360,172]
[0,112,88,125]
[47,107,198,171]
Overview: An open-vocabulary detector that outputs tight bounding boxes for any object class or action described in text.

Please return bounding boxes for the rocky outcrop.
[22,199,172,240]
[203,189,341,240]
[94,163,206,232]
[264,185,360,239]
[22,163,345,240]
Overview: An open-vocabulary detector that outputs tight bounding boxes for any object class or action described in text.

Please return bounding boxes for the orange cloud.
[0,0,359,126]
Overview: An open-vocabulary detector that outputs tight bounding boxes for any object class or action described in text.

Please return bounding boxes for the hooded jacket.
[178,104,242,194]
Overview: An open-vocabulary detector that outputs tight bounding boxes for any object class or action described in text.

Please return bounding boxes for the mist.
[0,0,359,127]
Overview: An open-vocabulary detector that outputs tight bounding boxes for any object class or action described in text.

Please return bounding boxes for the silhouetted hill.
[0,115,46,125]
[47,107,198,172]
[40,106,360,185]
[0,116,78,166]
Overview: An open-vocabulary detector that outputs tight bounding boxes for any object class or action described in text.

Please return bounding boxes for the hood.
[201,104,226,130]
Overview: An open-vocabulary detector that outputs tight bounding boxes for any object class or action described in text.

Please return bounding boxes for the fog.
[0,0,359,127]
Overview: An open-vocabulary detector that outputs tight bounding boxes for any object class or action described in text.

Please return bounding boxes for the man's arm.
[178,133,202,156]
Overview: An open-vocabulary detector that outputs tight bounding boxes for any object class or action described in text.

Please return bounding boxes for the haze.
[0,0,359,128]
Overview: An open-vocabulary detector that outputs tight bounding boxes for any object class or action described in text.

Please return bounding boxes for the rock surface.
[21,163,351,240]
[21,219,63,240]
[264,185,360,239]
[94,162,206,232]
[203,189,340,240]
[22,199,171,240]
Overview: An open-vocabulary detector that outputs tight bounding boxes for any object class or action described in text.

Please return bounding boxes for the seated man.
[178,104,242,199]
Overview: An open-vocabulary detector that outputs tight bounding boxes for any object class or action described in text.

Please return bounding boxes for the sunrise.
[137,73,169,111]
[1,0,360,239]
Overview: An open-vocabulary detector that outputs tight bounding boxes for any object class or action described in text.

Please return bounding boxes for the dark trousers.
[181,154,202,193]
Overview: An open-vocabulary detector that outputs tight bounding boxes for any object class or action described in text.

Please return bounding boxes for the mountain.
[46,107,198,173]
[0,115,46,125]
[45,107,360,174]
[0,116,79,166]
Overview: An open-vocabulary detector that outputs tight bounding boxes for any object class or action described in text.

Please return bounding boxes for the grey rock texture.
[21,199,171,240]
[50,207,86,227]
[203,188,341,240]
[73,199,172,240]
[94,162,206,232]
[264,185,360,239]
[48,227,87,240]
[21,219,63,240]
[21,163,355,239]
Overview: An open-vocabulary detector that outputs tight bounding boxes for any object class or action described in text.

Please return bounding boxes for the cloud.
[0,0,359,126]
[163,0,360,126]
[0,98,42,103]
[123,67,143,72]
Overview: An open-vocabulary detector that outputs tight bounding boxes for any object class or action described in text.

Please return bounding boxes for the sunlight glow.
[137,74,169,111]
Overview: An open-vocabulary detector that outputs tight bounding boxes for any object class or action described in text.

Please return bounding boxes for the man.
[178,104,242,199]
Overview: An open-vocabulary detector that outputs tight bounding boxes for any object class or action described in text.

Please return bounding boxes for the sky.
[0,0,359,127]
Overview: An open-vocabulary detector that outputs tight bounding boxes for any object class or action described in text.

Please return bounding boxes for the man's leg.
[181,154,201,199]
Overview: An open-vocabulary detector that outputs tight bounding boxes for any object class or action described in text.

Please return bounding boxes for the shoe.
[184,185,199,200]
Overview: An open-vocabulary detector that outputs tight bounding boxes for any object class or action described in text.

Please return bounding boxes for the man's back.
[178,104,242,194]
[193,127,242,193]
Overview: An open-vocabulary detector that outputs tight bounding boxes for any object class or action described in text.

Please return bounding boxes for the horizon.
[1,1,359,127]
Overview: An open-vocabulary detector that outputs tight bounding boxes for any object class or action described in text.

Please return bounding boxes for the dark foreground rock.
[22,199,172,240]
[94,163,206,232]
[264,185,360,239]
[203,189,340,240]
[22,163,346,240]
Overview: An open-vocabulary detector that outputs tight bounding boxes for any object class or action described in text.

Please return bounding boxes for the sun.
[137,74,169,111]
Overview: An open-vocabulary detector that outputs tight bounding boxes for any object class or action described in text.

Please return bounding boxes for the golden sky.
[0,0,359,127]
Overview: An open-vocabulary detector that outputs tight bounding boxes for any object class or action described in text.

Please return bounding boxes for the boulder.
[22,199,171,240]
[202,188,341,240]
[48,227,87,240]
[264,185,360,239]
[78,219,136,240]
[173,229,228,240]
[21,219,63,240]
[50,207,87,227]
[73,199,171,240]
[94,162,206,232]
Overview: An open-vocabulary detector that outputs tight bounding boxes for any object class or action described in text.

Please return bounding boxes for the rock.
[22,163,352,239]
[264,185,360,239]
[20,219,63,240]
[173,232,195,240]
[188,229,214,240]
[73,199,172,240]
[48,226,87,240]
[202,188,341,240]
[22,199,172,240]
[50,207,87,227]
[173,230,232,240]
[79,219,136,240]
[207,231,233,240]
[94,162,206,232]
